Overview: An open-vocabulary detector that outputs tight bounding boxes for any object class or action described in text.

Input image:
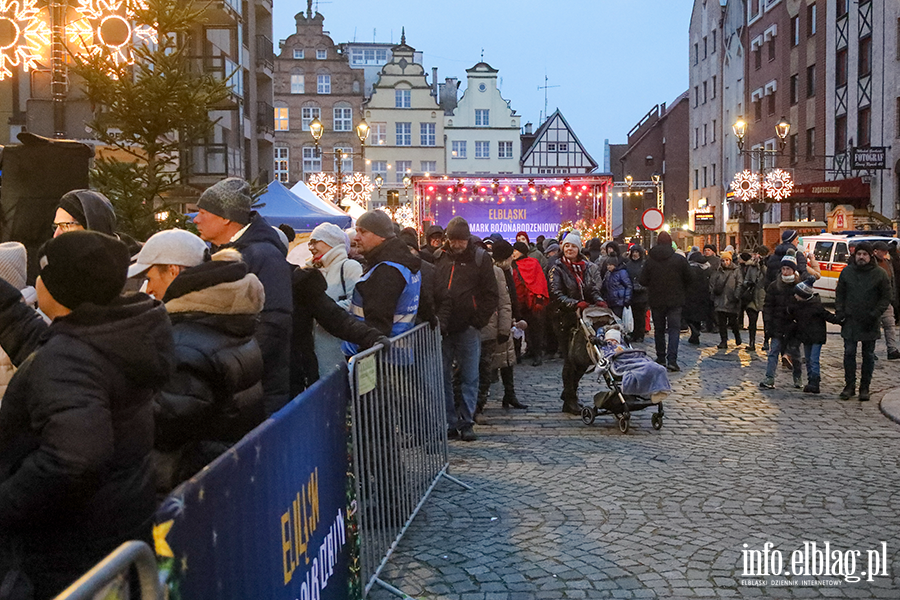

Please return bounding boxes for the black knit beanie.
[38,231,129,309]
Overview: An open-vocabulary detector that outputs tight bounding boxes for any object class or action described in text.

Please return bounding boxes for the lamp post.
[308,116,370,208]
[731,115,791,249]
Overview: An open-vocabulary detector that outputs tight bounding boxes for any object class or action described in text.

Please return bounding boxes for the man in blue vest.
[343,210,421,356]
[434,217,499,441]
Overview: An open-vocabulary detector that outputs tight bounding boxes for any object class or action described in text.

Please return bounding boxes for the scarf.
[562,256,586,292]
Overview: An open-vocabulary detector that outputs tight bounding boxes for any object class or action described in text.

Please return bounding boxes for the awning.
[789,177,870,202]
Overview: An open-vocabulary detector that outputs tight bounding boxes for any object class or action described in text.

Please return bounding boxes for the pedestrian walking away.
[639,231,691,371]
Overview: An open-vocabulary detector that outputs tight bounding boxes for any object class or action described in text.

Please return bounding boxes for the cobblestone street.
[370,326,900,599]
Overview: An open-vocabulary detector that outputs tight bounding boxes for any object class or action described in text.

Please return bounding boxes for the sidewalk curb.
[879,387,900,425]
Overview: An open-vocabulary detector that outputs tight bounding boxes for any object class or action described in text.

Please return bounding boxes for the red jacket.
[512,257,549,311]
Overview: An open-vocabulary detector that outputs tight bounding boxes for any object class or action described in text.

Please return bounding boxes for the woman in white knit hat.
[0,242,42,402]
[306,222,363,377]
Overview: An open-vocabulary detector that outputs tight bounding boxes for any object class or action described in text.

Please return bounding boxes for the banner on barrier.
[153,367,357,599]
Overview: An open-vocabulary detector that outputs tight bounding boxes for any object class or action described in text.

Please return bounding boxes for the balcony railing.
[256,35,274,71]
[257,101,274,133]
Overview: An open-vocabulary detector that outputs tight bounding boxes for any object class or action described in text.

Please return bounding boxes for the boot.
[859,384,870,402]
[803,376,820,394]
[734,332,742,346]
[561,398,582,415]
[503,395,528,409]
[747,333,756,352]
[839,384,855,400]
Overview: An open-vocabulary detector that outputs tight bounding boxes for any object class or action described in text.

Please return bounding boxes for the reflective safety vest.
[342,261,421,356]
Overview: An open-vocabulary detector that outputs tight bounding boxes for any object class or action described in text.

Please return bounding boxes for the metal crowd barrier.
[51,541,162,600]
[348,322,470,598]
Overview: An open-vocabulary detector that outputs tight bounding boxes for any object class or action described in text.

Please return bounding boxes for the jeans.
[843,338,876,388]
[802,343,822,381]
[881,305,898,353]
[651,305,682,364]
[765,336,801,379]
[443,326,481,430]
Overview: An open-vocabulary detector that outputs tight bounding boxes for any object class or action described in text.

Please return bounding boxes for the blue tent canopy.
[255,180,351,232]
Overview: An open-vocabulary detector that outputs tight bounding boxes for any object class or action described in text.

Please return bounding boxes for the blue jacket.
[601,263,633,308]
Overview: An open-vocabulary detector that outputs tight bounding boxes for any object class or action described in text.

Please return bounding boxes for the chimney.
[660,101,667,115]
[524,122,533,135]
[432,67,438,97]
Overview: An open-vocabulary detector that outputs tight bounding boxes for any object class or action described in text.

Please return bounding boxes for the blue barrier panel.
[152,366,357,600]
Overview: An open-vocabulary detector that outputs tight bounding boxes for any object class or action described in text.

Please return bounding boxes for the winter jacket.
[763,278,798,339]
[219,212,293,415]
[0,287,38,403]
[0,284,173,598]
[788,295,841,345]
[835,260,892,342]
[683,259,712,322]
[766,243,808,286]
[624,246,648,305]
[308,245,363,379]
[434,242,499,335]
[289,267,385,396]
[511,256,549,312]
[639,243,692,309]
[740,259,766,312]
[154,259,265,490]
[355,236,423,337]
[549,259,603,329]
[601,262,633,308]
[710,262,742,315]
[527,245,547,270]
[481,265,512,345]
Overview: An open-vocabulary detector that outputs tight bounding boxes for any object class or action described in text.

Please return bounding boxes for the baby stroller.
[577,306,669,433]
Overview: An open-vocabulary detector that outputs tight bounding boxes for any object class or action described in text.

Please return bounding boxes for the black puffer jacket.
[357,236,423,336]
[434,241,499,335]
[624,245,648,304]
[0,283,172,598]
[766,243,808,286]
[548,259,603,329]
[683,255,712,322]
[639,243,691,309]
[763,278,797,338]
[788,294,841,345]
[290,267,385,396]
[155,259,266,488]
[219,212,293,415]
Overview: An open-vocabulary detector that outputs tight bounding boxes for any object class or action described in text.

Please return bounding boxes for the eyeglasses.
[53,221,82,232]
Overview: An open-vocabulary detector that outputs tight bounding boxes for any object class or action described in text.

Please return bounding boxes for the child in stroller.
[578,306,670,432]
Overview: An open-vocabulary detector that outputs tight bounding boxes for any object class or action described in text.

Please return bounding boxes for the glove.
[497,333,509,343]
[576,301,589,310]
[596,301,608,308]
[375,335,391,350]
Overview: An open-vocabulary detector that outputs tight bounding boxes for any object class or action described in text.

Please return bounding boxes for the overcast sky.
[273,0,692,165]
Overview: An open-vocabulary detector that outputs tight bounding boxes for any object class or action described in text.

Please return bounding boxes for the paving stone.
[367,329,900,599]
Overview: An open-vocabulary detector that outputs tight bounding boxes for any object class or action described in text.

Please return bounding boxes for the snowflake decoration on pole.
[68,0,156,71]
[308,172,336,203]
[0,0,49,80]
[730,169,761,202]
[379,204,416,229]
[342,172,374,206]
[763,168,793,201]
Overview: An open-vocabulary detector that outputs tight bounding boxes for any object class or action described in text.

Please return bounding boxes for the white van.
[798,233,898,300]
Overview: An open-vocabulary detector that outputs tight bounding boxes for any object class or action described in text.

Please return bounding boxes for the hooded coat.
[639,242,692,309]
[0,284,173,599]
[740,258,766,312]
[788,294,841,345]
[710,260,742,314]
[835,259,892,342]
[219,212,293,415]
[600,261,633,308]
[624,245,648,305]
[154,258,265,491]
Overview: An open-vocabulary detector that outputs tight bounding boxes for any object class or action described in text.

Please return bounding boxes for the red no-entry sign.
[641,208,665,231]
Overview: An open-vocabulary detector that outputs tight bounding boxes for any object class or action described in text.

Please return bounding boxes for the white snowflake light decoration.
[379,204,416,229]
[308,172,336,203]
[0,0,49,80]
[730,169,761,202]
[343,172,374,206]
[68,0,156,71]
[764,168,793,201]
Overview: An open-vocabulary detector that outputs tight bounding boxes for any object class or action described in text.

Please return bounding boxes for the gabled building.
[688,0,726,246]
[273,8,365,185]
[520,110,597,174]
[363,31,445,198]
[444,62,521,175]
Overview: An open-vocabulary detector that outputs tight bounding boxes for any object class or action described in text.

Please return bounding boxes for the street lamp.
[730,115,793,248]
[307,116,371,208]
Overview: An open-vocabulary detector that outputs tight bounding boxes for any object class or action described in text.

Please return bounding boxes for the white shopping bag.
[621,306,634,334]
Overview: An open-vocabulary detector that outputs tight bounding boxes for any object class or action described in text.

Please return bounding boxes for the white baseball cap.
[128,229,208,278]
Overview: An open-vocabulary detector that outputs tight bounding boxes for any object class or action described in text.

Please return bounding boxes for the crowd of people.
[0,176,898,598]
